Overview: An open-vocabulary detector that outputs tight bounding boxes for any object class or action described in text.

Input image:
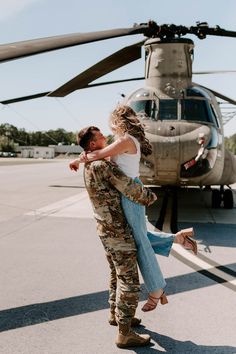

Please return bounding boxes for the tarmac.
[0,158,236,354]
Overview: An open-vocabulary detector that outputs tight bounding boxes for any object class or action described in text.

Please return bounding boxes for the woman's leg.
[148,228,197,255]
[147,230,174,256]
[121,193,166,293]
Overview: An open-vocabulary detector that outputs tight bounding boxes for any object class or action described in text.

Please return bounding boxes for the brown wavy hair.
[77,126,99,150]
[109,105,152,156]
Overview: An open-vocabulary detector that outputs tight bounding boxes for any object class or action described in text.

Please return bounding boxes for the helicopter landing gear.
[212,189,221,208]
[211,186,234,209]
[223,189,234,209]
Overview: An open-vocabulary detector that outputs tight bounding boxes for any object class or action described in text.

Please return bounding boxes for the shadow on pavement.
[179,222,236,249]
[0,264,235,333]
[132,329,236,353]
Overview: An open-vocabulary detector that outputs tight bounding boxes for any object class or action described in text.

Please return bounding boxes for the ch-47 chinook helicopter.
[1,21,236,209]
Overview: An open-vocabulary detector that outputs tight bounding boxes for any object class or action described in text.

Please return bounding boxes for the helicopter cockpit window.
[184,88,219,126]
[130,99,178,121]
[181,99,209,122]
[128,88,151,100]
[159,100,178,120]
[181,99,219,125]
[129,100,158,121]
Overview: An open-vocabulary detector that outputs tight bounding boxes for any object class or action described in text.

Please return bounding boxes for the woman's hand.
[69,159,80,172]
[78,151,88,163]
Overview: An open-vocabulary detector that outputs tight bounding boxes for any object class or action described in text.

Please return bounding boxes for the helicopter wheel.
[212,189,221,208]
[223,189,234,209]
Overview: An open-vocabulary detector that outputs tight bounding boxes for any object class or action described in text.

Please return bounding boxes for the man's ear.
[89,141,96,150]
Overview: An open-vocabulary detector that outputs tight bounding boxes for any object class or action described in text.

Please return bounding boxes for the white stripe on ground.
[172,244,236,285]
[26,193,235,286]
[26,191,94,219]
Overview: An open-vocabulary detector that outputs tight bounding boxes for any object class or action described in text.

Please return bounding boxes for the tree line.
[0,123,77,151]
[0,123,235,154]
[224,134,236,154]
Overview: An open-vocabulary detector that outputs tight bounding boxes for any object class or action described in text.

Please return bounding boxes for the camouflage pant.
[106,250,140,325]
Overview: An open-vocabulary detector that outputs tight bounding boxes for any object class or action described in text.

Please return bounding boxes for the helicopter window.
[207,127,218,148]
[129,100,158,120]
[129,88,151,99]
[186,87,213,101]
[209,104,219,128]
[181,99,211,123]
[186,87,209,98]
[159,100,178,120]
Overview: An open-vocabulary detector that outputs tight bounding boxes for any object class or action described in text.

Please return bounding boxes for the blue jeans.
[121,180,174,293]
[147,231,174,256]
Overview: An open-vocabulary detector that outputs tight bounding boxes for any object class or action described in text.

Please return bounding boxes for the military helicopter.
[1,21,236,208]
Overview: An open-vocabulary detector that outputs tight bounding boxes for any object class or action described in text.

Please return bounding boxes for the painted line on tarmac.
[25,191,94,219]
[196,252,236,278]
[28,193,236,292]
[171,244,236,291]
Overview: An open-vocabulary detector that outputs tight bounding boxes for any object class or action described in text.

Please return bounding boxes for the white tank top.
[111,134,141,178]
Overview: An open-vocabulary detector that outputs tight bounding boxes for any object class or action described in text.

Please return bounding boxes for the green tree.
[0,124,16,151]
[225,134,236,154]
[106,134,114,145]
[0,124,77,147]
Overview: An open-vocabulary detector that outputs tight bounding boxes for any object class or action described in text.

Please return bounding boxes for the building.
[18,145,83,159]
[20,146,55,159]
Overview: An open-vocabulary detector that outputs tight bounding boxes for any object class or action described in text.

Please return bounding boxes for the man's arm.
[102,161,157,206]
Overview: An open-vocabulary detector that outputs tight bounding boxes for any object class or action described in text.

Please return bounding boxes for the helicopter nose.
[179,125,211,160]
[180,125,218,179]
[140,124,215,185]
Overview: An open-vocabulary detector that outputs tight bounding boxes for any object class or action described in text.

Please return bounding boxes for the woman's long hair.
[110,105,152,156]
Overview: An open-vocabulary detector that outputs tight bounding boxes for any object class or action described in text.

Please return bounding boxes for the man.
[70,126,157,348]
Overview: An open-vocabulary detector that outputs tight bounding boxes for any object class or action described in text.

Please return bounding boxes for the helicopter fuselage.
[123,37,236,187]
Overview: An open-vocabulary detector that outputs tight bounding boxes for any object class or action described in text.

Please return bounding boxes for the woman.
[70,105,197,312]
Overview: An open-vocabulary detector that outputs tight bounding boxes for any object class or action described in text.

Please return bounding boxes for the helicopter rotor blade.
[193,70,236,75]
[188,24,236,39]
[48,42,143,97]
[1,21,236,63]
[3,78,236,106]
[193,82,236,105]
[0,77,145,105]
[158,23,236,40]
[0,22,158,63]
[0,92,50,105]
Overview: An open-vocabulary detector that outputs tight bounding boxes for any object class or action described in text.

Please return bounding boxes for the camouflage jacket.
[84,160,156,252]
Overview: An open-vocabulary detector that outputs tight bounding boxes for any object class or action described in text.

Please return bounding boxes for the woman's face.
[110,119,119,136]
[111,126,118,135]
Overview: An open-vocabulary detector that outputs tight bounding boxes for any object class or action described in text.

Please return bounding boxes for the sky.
[0,0,236,138]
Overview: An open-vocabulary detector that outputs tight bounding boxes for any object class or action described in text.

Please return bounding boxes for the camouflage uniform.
[84,159,156,325]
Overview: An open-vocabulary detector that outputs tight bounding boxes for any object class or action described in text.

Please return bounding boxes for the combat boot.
[108,311,141,327]
[115,323,150,348]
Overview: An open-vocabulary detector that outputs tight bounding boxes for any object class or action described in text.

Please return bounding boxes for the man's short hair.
[77,126,100,150]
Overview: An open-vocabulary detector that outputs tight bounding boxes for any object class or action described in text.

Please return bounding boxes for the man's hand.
[152,192,157,203]
[147,191,157,206]
[69,159,80,172]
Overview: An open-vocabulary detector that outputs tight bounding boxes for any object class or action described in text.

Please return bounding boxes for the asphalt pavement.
[0,158,235,354]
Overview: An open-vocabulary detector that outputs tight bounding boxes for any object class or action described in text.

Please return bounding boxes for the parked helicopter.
[1,21,236,208]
